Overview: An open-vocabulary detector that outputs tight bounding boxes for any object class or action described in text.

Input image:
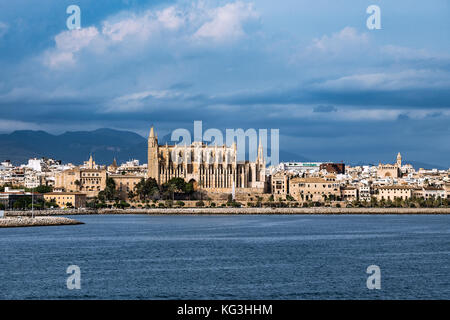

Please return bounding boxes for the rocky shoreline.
[0,216,84,228]
[5,207,450,216]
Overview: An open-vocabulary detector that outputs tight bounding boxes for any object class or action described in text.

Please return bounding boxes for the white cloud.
[316,69,450,91]
[102,14,147,42]
[340,109,450,121]
[193,1,258,42]
[157,6,185,30]
[337,109,401,121]
[260,104,400,121]
[258,104,450,122]
[292,27,370,64]
[42,2,259,69]
[44,27,100,68]
[380,44,450,61]
[101,7,185,42]
[105,89,183,112]
[44,6,184,68]
[0,119,41,132]
[310,27,369,53]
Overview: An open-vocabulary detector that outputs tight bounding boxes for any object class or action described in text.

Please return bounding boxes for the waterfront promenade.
[4,207,450,216]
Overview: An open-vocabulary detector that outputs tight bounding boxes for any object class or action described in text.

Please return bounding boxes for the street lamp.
[31,186,34,218]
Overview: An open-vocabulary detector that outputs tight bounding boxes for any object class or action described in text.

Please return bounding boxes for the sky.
[0,0,449,166]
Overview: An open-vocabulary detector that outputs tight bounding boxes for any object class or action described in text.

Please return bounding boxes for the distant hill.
[0,128,311,165]
[407,161,448,171]
[0,129,147,165]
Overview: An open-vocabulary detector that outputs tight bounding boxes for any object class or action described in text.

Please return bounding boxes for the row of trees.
[0,184,53,194]
[131,177,195,201]
[88,177,197,209]
[357,196,449,208]
[0,184,57,210]
[263,194,450,208]
[96,177,196,203]
[0,197,66,210]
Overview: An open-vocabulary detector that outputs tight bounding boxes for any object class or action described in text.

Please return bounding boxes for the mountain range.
[0,128,310,166]
[0,129,446,169]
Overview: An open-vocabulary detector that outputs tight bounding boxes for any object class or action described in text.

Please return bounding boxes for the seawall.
[5,207,450,216]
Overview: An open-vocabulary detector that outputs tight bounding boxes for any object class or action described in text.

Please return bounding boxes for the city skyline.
[0,125,448,169]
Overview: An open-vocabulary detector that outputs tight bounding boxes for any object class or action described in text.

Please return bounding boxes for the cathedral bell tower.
[147,126,159,181]
[396,152,402,167]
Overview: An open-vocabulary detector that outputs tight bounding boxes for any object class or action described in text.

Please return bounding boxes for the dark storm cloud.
[211,86,450,109]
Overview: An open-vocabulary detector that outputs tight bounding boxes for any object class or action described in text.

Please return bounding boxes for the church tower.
[147,126,159,181]
[257,138,266,182]
[396,152,402,167]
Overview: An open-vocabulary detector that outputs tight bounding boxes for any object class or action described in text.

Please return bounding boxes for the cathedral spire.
[149,126,156,139]
[258,137,264,162]
[148,125,158,147]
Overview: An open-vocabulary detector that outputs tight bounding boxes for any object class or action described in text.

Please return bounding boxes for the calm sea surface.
[0,214,449,299]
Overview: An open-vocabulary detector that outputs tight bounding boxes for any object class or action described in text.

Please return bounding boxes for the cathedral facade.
[377,152,403,178]
[147,126,267,196]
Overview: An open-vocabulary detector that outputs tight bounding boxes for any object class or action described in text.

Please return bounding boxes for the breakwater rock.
[0,216,84,228]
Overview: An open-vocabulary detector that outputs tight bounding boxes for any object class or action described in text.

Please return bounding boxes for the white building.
[26,158,44,172]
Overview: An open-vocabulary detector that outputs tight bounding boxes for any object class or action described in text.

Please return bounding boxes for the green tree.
[185,182,195,199]
[161,178,196,200]
[165,199,174,207]
[256,196,262,208]
[115,200,130,209]
[102,177,118,201]
[135,178,159,201]
[176,200,185,207]
[13,197,31,210]
[26,185,53,194]
[196,200,205,207]
[45,199,58,208]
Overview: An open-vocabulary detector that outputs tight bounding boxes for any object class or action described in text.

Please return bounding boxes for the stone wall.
[5,207,450,216]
